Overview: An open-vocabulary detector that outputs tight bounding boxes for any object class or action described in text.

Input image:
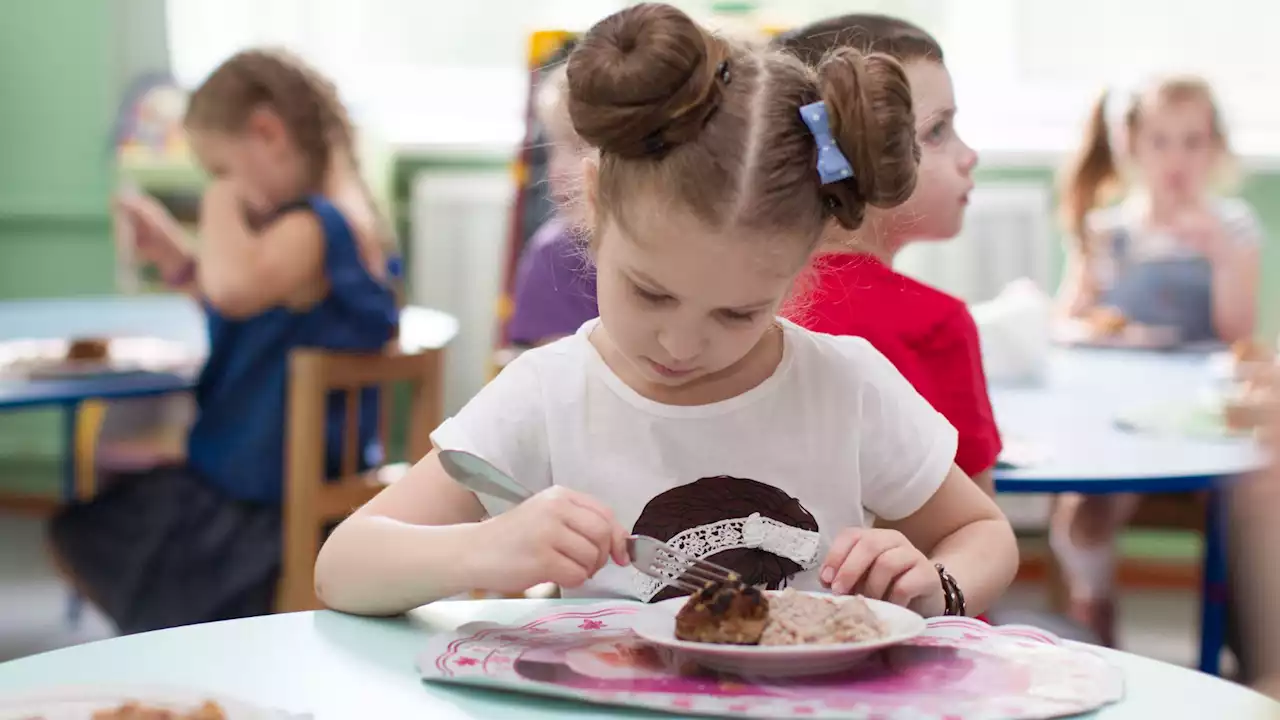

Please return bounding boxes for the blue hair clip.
[799,101,854,185]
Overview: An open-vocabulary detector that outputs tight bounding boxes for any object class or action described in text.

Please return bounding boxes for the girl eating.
[316,3,1016,619]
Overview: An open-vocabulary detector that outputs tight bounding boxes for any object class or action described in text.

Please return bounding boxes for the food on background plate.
[81,699,227,719]
[675,580,769,644]
[674,584,888,647]
[1232,339,1271,365]
[1084,307,1127,337]
[66,337,111,363]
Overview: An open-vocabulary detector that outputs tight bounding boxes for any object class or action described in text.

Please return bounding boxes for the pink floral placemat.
[416,603,1124,719]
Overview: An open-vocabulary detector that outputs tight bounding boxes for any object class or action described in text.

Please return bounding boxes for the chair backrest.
[277,344,444,612]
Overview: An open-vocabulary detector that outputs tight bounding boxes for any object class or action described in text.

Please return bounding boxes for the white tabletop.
[0,601,1272,719]
[990,347,1264,489]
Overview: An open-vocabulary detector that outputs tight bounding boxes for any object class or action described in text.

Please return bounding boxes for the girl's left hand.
[821,527,943,615]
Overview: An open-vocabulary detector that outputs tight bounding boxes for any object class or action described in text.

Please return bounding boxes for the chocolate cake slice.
[674,580,769,645]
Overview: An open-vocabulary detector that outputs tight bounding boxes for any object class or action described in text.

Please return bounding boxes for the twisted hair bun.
[567,3,729,158]
[816,48,919,230]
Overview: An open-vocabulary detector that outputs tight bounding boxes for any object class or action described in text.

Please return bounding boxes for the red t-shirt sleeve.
[916,307,1003,477]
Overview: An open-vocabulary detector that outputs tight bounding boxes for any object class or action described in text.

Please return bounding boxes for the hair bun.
[817,48,919,230]
[567,3,728,158]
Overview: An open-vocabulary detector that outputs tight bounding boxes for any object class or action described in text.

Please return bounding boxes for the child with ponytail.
[51,50,398,633]
[1053,77,1262,645]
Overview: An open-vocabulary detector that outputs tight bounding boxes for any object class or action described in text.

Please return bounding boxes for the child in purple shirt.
[508,217,598,346]
[506,64,599,347]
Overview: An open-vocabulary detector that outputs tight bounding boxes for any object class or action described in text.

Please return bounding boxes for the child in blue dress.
[50,49,398,633]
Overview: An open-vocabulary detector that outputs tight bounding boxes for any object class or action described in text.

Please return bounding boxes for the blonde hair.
[536,66,577,144]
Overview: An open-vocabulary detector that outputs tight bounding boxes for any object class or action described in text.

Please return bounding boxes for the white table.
[0,601,1274,719]
[990,346,1264,675]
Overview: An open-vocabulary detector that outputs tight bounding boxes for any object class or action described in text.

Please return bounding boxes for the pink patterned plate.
[418,604,1125,719]
[632,592,926,677]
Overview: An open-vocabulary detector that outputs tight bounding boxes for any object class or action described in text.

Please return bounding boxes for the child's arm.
[837,339,1017,616]
[116,193,201,297]
[969,469,995,497]
[879,465,1016,615]
[1209,242,1259,343]
[1054,246,1099,320]
[314,352,628,616]
[1177,202,1260,343]
[314,452,491,613]
[315,451,629,615]
[196,181,327,318]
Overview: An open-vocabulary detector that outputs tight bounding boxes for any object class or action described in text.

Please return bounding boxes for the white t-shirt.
[430,318,958,601]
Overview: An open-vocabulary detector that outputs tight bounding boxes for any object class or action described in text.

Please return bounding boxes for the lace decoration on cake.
[630,512,821,602]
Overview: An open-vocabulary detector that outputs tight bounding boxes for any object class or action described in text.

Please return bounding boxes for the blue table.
[990,346,1264,676]
[0,295,461,496]
[0,296,206,500]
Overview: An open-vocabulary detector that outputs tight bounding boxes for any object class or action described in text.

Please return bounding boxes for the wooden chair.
[274,345,444,613]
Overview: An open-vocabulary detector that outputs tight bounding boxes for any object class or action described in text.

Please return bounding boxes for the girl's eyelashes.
[631,282,759,322]
[632,283,673,305]
[924,119,950,144]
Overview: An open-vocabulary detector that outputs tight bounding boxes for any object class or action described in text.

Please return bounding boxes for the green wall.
[0,0,162,491]
[0,1,116,299]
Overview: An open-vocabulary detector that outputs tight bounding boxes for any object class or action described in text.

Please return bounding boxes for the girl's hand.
[473,487,630,595]
[116,193,188,271]
[821,527,944,616]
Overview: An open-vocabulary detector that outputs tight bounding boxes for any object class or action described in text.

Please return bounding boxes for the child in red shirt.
[774,16,997,495]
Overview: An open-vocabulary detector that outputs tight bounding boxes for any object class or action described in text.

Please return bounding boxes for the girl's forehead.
[601,212,807,293]
[1138,97,1214,129]
[904,61,954,117]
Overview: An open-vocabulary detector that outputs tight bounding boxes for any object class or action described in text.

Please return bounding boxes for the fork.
[627,535,740,595]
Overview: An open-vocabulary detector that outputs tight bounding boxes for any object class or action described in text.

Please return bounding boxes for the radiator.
[895,183,1055,303]
[409,169,515,416]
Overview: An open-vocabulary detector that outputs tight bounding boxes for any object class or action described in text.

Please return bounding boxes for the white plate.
[0,337,199,380]
[631,591,926,677]
[0,685,305,720]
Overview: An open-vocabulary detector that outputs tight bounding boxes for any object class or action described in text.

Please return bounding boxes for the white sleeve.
[850,340,960,521]
[429,353,551,515]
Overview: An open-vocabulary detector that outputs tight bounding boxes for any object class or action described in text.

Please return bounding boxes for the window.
[167,0,1280,158]
[165,0,625,147]
[938,0,1280,161]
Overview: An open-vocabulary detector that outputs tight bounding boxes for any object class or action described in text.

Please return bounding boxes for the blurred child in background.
[1057,77,1260,344]
[506,63,600,348]
[775,15,998,496]
[49,49,399,634]
[1053,76,1262,645]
